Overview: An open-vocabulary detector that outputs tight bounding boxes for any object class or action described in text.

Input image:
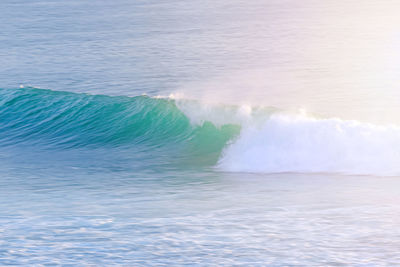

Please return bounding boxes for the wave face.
[1,87,400,175]
[0,87,240,165]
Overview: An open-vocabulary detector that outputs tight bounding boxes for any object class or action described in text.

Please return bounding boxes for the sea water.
[1,0,400,265]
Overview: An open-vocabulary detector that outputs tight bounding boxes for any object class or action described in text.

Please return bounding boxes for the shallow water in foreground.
[2,151,400,265]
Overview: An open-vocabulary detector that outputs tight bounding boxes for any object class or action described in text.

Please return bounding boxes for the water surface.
[1,0,400,265]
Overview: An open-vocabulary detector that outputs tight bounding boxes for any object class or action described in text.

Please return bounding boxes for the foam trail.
[218,114,400,176]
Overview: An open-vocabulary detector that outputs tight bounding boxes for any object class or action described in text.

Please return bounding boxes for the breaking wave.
[1,87,400,175]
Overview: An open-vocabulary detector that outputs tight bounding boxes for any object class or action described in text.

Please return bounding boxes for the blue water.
[2,0,400,265]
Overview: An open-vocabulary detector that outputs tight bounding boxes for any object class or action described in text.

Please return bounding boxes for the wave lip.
[218,114,400,176]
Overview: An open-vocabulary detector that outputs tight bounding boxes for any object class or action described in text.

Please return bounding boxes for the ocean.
[1,0,400,265]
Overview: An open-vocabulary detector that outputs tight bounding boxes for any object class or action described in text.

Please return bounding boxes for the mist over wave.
[174,92,400,176]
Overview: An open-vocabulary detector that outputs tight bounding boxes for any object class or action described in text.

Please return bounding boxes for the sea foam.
[218,113,400,176]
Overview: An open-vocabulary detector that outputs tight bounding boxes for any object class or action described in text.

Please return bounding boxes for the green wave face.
[0,87,240,166]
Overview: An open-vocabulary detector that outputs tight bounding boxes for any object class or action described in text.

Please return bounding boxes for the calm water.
[1,0,400,265]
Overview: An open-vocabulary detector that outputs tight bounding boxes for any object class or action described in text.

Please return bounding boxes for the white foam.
[218,113,400,176]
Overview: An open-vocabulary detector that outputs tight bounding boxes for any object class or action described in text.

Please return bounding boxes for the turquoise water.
[2,0,400,265]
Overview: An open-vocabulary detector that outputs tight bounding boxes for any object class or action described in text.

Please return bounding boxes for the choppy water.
[1,0,400,265]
